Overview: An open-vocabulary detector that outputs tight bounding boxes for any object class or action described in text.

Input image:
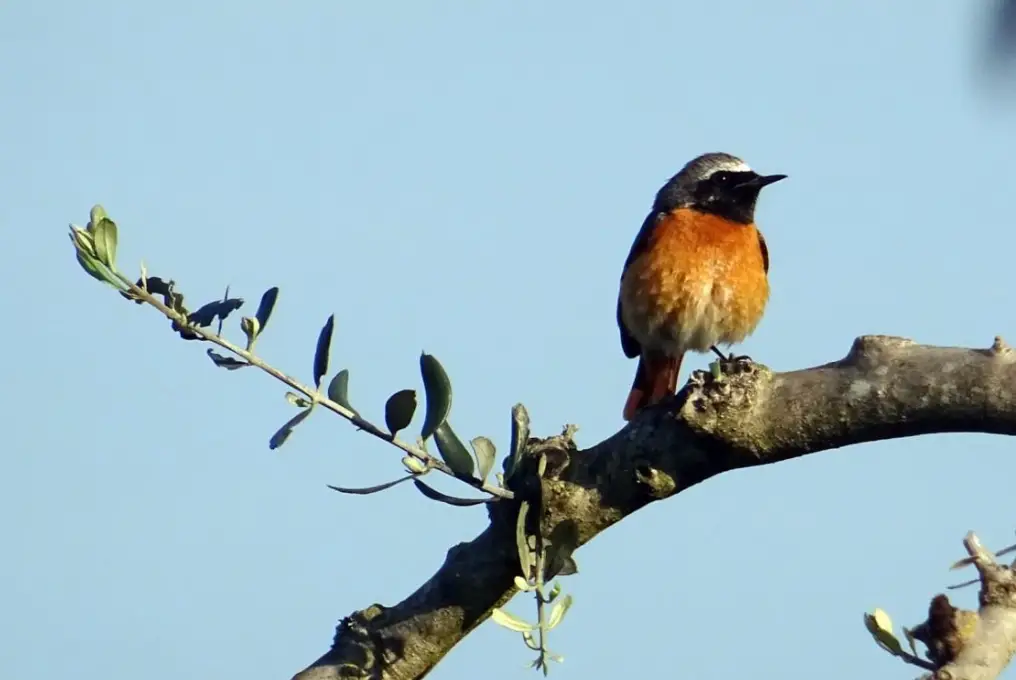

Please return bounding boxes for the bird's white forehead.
[707,158,753,174]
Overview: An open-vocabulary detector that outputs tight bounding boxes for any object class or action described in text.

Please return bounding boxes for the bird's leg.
[709,345,754,373]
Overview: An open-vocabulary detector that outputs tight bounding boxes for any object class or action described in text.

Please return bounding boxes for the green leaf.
[92,217,118,268]
[214,285,229,335]
[268,406,313,450]
[69,225,97,257]
[313,314,334,389]
[490,608,535,633]
[240,316,260,350]
[75,249,110,284]
[285,392,312,408]
[89,204,108,229]
[505,403,530,478]
[188,297,245,328]
[516,500,533,578]
[554,556,578,577]
[254,287,279,335]
[902,626,919,657]
[544,520,580,581]
[327,474,417,495]
[327,369,358,416]
[863,609,903,656]
[470,436,496,483]
[402,455,428,474]
[412,479,490,506]
[514,575,532,592]
[433,421,475,479]
[546,594,573,631]
[419,353,452,439]
[547,581,562,602]
[384,389,417,436]
[207,349,249,370]
[522,631,540,651]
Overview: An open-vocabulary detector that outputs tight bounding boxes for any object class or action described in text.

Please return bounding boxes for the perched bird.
[617,152,786,421]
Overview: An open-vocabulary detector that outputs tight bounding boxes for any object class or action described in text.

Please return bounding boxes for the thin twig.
[114,270,514,500]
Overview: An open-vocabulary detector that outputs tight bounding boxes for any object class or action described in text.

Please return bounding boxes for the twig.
[113,270,513,500]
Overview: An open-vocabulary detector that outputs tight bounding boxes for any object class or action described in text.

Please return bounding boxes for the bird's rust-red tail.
[622,352,682,421]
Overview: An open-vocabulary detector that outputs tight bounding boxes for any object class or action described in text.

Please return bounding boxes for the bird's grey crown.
[679,152,752,182]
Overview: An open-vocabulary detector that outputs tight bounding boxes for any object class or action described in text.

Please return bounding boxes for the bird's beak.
[754,173,788,188]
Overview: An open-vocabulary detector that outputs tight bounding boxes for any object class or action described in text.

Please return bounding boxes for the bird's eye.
[712,172,731,184]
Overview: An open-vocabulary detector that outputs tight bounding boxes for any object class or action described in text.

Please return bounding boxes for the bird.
[617,152,786,421]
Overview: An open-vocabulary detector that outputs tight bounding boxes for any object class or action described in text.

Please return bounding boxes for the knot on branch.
[327,605,389,679]
[678,357,771,431]
[985,335,1014,359]
[633,459,676,499]
[909,594,978,669]
[845,334,916,368]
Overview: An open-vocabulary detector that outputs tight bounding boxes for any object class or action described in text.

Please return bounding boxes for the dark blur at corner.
[980,0,1016,97]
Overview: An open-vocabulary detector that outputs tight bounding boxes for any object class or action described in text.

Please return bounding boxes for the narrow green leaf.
[207,349,249,370]
[75,249,110,284]
[412,479,490,506]
[214,285,228,335]
[402,455,428,474]
[89,204,108,229]
[902,626,919,657]
[514,575,532,592]
[70,225,97,257]
[285,392,312,408]
[554,556,578,577]
[419,353,453,439]
[547,581,562,602]
[516,500,532,578]
[254,287,279,335]
[505,403,530,478]
[268,407,313,450]
[522,631,540,651]
[189,297,245,328]
[863,609,904,656]
[544,520,580,580]
[546,594,573,631]
[327,474,416,495]
[92,217,118,268]
[490,608,535,633]
[240,316,260,350]
[470,436,496,483]
[384,389,417,436]
[327,369,358,416]
[313,314,334,389]
[433,421,475,479]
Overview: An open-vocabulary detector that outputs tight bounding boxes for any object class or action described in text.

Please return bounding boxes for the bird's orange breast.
[620,208,769,355]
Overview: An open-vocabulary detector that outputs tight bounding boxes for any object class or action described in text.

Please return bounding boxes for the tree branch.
[905,532,1016,680]
[291,334,1016,680]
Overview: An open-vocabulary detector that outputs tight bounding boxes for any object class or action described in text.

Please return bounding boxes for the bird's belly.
[621,262,768,356]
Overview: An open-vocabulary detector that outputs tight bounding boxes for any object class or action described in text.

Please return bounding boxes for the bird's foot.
[711,347,751,367]
[707,348,756,380]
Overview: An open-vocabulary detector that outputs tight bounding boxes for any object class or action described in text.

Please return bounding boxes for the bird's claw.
[709,352,755,378]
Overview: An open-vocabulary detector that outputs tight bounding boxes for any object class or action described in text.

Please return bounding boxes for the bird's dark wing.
[617,210,660,359]
[757,229,769,274]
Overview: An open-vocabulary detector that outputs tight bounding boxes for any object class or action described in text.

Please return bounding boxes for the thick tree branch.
[291,335,1016,680]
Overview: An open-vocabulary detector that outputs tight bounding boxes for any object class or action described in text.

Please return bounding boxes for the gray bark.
[290,335,1016,680]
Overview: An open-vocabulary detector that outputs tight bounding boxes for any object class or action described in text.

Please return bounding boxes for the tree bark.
[291,334,1016,680]
[910,533,1016,680]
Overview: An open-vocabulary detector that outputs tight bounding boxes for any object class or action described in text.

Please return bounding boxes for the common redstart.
[617,152,786,421]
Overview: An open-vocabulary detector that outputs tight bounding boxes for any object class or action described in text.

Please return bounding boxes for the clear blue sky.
[4,1,1016,678]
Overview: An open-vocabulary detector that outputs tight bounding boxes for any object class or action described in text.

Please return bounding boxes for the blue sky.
[4,1,1016,678]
